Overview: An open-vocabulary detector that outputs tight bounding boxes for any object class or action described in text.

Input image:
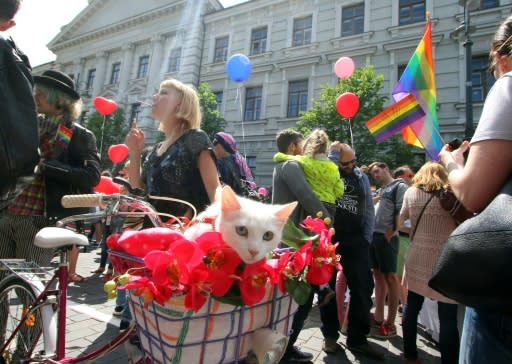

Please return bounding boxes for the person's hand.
[438,140,469,171]
[384,228,396,242]
[125,121,145,154]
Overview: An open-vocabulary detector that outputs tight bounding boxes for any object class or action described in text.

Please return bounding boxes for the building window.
[476,0,499,10]
[397,64,407,82]
[86,69,96,90]
[137,55,149,78]
[244,86,262,121]
[287,80,308,117]
[214,36,229,63]
[130,103,141,123]
[168,48,182,73]
[110,62,121,84]
[250,27,267,55]
[79,111,88,124]
[399,0,425,26]
[472,55,495,102]
[342,4,364,36]
[214,91,223,113]
[292,16,312,47]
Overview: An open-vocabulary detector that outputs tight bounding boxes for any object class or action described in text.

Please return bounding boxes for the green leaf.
[281,219,318,249]
[284,279,312,305]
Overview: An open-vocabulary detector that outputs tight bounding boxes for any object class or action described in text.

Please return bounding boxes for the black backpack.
[0,37,39,197]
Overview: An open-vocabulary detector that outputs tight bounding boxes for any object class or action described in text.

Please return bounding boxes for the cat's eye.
[235,226,248,237]
[262,231,274,241]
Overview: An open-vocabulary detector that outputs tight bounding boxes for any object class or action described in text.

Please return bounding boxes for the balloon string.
[99,115,106,158]
[348,118,355,154]
[236,84,247,158]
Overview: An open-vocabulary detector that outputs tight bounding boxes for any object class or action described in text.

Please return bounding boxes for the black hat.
[34,70,80,100]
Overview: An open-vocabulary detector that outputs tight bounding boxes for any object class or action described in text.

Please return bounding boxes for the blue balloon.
[226,54,252,83]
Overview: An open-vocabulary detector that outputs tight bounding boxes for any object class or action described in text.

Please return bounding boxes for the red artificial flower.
[144,240,202,291]
[183,266,210,312]
[302,216,328,234]
[239,260,275,306]
[196,232,242,274]
[125,277,170,307]
[274,249,307,293]
[305,233,340,286]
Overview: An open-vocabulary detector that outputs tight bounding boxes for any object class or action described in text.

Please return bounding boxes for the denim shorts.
[369,232,399,273]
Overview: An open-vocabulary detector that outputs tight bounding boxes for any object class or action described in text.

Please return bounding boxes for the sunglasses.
[341,159,356,166]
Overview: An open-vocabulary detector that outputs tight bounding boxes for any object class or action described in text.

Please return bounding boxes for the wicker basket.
[113,252,298,363]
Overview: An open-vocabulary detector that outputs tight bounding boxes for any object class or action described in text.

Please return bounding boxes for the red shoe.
[370,322,397,339]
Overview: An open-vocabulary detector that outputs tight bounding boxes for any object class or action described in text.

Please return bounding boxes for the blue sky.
[6,0,247,66]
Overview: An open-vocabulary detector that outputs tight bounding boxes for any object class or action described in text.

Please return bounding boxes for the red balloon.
[94,96,117,116]
[336,92,360,118]
[108,144,129,164]
[94,176,121,195]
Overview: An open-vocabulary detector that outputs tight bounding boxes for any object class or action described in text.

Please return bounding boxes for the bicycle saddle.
[34,227,89,249]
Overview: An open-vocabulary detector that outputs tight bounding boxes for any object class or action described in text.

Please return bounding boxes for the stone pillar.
[147,35,165,97]
[92,51,108,97]
[118,43,134,95]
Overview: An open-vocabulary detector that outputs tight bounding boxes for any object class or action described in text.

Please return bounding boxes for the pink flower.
[125,277,170,308]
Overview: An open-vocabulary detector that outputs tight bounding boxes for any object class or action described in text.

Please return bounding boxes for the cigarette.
[137,100,152,107]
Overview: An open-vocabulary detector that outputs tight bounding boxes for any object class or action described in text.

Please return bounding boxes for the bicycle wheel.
[0,275,43,364]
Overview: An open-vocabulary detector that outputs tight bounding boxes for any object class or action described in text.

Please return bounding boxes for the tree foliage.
[84,108,129,172]
[198,82,226,140]
[297,66,420,168]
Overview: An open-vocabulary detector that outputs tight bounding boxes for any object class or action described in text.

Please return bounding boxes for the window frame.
[214,36,229,63]
[342,3,364,37]
[137,55,150,79]
[110,62,121,84]
[287,80,309,118]
[86,69,96,90]
[471,54,495,103]
[398,0,425,26]
[244,86,262,121]
[130,102,142,123]
[292,16,313,47]
[168,48,182,73]
[250,26,268,55]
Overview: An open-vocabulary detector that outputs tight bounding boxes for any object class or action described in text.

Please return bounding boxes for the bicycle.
[0,181,183,363]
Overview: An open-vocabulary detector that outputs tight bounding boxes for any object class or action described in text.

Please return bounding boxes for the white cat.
[184,186,297,264]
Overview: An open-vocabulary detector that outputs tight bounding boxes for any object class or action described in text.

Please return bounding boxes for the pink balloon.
[334,57,355,80]
[108,144,129,164]
[336,92,360,118]
[94,96,117,116]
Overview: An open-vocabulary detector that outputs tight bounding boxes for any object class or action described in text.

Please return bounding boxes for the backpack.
[0,37,39,196]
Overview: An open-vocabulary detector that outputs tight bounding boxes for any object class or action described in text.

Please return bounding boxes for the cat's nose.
[248,249,259,257]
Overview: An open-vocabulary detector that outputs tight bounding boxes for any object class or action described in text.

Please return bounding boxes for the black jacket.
[43,122,101,221]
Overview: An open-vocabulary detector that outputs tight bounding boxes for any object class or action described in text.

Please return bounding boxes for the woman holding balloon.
[126,78,220,218]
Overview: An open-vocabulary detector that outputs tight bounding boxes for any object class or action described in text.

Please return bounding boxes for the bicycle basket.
[128,283,297,364]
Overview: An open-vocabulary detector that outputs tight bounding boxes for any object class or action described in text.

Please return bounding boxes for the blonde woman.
[126,79,219,217]
[398,162,459,364]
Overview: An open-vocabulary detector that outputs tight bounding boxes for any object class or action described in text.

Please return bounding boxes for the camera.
[448,138,462,150]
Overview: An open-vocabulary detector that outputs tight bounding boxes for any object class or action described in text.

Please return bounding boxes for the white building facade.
[37,0,512,186]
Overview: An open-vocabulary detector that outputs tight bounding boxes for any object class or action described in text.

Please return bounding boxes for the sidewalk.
[62,244,441,363]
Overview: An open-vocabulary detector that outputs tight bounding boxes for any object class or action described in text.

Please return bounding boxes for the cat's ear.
[220,185,242,213]
[273,201,298,224]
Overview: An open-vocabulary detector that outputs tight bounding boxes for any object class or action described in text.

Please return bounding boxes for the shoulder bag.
[428,178,512,311]
[436,187,474,225]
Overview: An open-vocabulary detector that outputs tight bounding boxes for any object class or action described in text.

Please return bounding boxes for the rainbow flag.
[392,20,443,160]
[366,94,425,143]
[56,124,73,148]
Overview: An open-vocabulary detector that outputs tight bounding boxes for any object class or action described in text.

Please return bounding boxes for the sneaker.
[370,313,383,328]
[113,305,125,316]
[119,319,131,331]
[280,345,313,362]
[370,323,397,339]
[317,287,335,308]
[322,338,341,354]
[347,342,385,361]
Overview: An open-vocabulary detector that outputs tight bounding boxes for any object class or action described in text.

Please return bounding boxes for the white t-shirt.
[471,71,512,144]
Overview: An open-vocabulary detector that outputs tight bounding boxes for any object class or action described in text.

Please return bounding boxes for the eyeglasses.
[341,159,356,166]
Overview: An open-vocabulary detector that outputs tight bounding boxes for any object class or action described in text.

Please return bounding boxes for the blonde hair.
[303,129,329,157]
[159,79,201,129]
[412,161,448,192]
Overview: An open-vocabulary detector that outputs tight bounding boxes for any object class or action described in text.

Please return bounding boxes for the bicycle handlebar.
[61,194,104,208]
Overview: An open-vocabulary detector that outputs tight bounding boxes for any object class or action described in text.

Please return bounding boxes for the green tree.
[297,66,419,168]
[198,82,226,139]
[84,108,130,171]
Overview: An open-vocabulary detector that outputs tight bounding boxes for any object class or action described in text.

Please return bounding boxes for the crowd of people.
[1,0,511,363]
